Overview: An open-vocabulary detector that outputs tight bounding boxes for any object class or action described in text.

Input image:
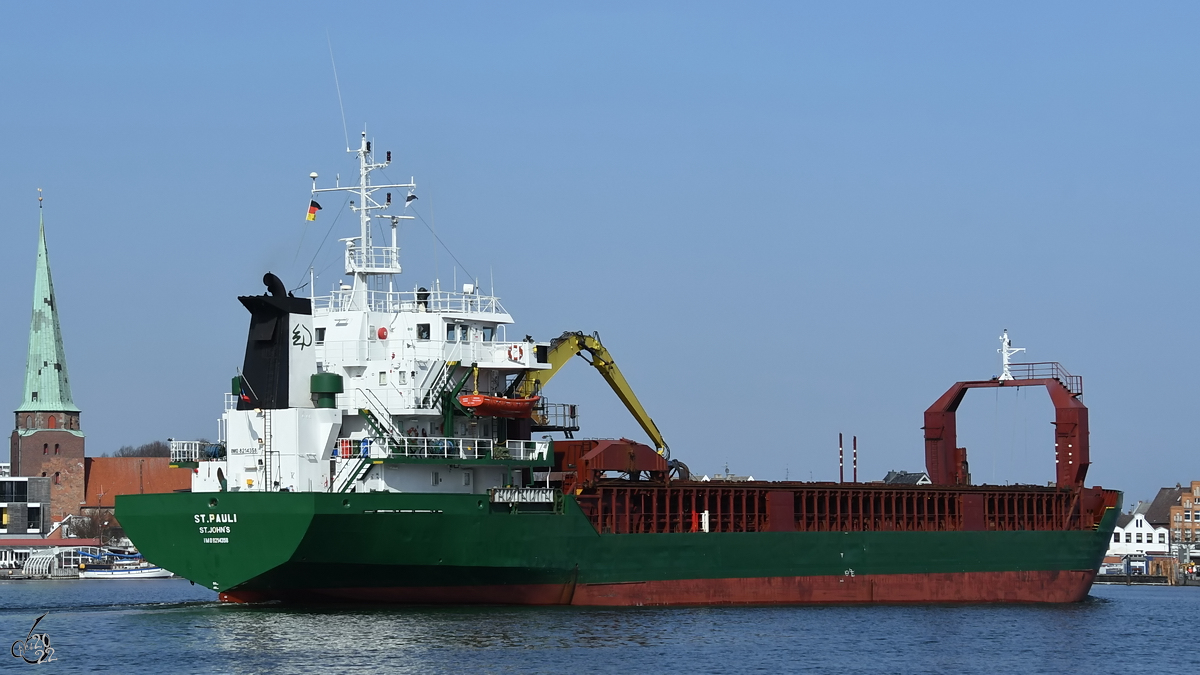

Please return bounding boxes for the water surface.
[1,579,1193,673]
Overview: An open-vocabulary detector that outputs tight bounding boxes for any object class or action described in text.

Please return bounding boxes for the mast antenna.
[327,33,350,151]
[997,329,1025,381]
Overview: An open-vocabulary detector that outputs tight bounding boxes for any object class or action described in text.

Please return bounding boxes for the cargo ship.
[116,133,1120,604]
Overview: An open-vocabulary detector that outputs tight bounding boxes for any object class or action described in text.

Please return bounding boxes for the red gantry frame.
[923,362,1088,487]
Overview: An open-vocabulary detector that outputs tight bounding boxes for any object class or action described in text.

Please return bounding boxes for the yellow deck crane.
[512,331,670,460]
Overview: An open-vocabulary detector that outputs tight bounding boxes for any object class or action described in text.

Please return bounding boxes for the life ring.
[508,344,525,361]
[406,427,418,437]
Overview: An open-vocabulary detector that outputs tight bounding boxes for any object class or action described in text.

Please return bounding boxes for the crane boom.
[516,331,669,458]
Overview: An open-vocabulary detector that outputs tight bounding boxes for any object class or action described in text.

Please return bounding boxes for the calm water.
[1,579,1196,673]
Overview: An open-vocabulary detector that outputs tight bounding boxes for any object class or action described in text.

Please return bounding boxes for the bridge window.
[315,328,326,344]
[446,324,457,342]
[459,326,468,342]
[416,324,430,340]
[482,327,493,341]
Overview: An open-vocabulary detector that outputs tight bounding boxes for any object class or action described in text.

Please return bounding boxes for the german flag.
[306,200,322,221]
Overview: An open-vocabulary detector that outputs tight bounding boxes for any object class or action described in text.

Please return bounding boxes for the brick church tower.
[10,204,85,523]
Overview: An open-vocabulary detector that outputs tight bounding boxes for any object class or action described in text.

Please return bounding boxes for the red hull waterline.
[219,570,1097,605]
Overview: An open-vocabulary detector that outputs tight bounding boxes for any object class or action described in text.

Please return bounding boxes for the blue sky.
[1,3,1197,506]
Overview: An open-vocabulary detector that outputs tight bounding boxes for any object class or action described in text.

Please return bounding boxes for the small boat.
[77,550,174,579]
[79,561,174,579]
[457,394,540,418]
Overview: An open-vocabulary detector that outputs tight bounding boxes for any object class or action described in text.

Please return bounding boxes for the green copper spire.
[16,208,78,413]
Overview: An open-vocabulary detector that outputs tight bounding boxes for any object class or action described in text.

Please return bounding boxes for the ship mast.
[311,130,415,308]
[997,328,1024,381]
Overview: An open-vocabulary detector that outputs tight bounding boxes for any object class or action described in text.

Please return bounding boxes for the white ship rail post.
[311,130,416,308]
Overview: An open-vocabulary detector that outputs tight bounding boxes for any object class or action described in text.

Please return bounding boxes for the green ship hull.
[116,489,1121,605]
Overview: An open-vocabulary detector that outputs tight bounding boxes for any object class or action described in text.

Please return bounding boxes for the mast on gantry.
[997,329,1025,381]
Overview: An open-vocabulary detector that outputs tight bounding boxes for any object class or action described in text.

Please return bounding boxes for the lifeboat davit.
[457,394,540,418]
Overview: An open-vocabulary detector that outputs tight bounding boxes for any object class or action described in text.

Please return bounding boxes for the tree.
[107,441,170,458]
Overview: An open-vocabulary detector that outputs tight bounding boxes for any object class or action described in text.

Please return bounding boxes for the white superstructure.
[173,132,555,496]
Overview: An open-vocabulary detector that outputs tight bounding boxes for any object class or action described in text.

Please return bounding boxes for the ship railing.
[345,244,402,274]
[1006,362,1083,396]
[497,440,552,462]
[532,402,579,430]
[575,485,1121,535]
[313,289,508,316]
[169,437,225,461]
[382,437,494,460]
[445,340,536,367]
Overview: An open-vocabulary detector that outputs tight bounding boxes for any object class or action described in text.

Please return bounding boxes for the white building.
[1107,502,1170,558]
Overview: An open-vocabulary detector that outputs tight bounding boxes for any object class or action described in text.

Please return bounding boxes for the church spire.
[16,197,78,413]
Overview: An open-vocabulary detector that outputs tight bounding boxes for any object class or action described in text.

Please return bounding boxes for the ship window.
[1125,533,1131,543]
[459,325,469,342]
[483,327,493,341]
[417,324,430,340]
[446,324,457,342]
[431,471,440,486]
[316,328,326,344]
[397,372,407,385]
[1113,533,1120,542]
[379,372,387,386]
[463,472,471,486]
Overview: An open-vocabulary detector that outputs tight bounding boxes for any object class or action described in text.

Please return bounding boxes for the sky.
[0,2,1197,507]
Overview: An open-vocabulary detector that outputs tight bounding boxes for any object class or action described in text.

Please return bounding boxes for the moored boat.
[78,550,174,579]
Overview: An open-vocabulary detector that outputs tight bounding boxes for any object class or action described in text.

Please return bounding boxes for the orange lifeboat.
[457,394,541,418]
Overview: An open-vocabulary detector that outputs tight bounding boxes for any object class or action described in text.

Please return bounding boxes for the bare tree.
[107,441,171,458]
